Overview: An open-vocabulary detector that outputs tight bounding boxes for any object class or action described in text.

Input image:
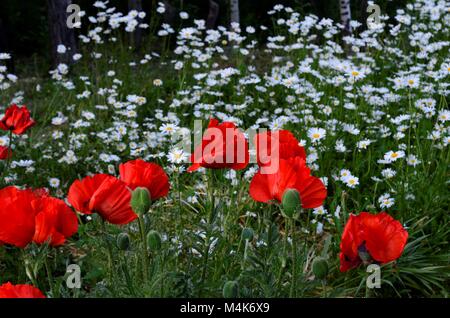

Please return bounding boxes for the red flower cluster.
[340,212,408,272]
[0,104,34,162]
[119,159,170,200]
[0,104,35,135]
[256,130,306,167]
[0,145,12,160]
[188,118,249,172]
[0,282,45,298]
[68,174,137,225]
[68,159,169,224]
[250,130,326,209]
[0,187,78,248]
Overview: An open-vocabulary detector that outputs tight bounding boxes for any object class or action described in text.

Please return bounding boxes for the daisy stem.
[175,174,181,268]
[138,214,149,282]
[6,130,12,169]
[199,169,215,296]
[0,130,13,183]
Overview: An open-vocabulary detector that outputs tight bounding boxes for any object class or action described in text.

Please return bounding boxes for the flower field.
[0,0,449,298]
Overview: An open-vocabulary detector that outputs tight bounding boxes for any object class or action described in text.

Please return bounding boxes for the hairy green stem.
[138,214,149,282]
[290,219,298,298]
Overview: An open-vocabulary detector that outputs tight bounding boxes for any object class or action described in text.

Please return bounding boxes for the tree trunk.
[360,0,369,28]
[339,0,352,35]
[308,0,321,18]
[0,18,14,72]
[162,0,177,25]
[230,0,240,26]
[47,0,77,67]
[128,0,143,49]
[206,0,219,29]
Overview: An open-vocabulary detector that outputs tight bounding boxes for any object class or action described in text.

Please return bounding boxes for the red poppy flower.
[249,156,326,209]
[67,174,110,214]
[0,145,12,160]
[0,104,36,135]
[0,282,45,298]
[32,196,78,246]
[188,118,249,172]
[255,130,306,167]
[119,159,170,200]
[340,212,408,272]
[0,187,37,248]
[68,174,137,225]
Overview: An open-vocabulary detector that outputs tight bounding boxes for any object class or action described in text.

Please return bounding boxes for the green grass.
[0,1,449,298]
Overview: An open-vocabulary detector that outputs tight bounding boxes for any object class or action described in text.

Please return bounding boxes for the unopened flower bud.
[146,230,161,251]
[131,187,151,215]
[241,227,254,241]
[117,233,130,251]
[282,188,301,218]
[312,257,329,280]
[223,280,239,298]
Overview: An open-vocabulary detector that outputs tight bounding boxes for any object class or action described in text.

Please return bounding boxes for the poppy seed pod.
[222,280,239,298]
[130,187,151,215]
[117,233,130,251]
[146,230,161,251]
[282,188,301,218]
[241,227,254,241]
[312,257,329,280]
[358,244,372,264]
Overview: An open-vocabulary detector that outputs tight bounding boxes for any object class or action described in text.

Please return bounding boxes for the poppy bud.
[241,227,254,241]
[130,187,151,215]
[279,255,287,268]
[222,280,239,298]
[117,233,130,251]
[312,257,329,280]
[146,230,161,251]
[282,188,301,218]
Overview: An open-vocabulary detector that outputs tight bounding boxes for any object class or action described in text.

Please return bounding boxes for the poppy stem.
[289,219,298,298]
[44,257,55,297]
[101,220,115,289]
[321,280,327,298]
[138,214,149,282]
[22,250,40,289]
[120,253,136,297]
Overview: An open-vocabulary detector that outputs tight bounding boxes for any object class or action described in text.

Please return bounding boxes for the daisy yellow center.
[391,153,399,158]
[351,71,359,76]
[312,133,320,139]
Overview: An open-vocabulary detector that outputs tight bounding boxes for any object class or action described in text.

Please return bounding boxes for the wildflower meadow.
[0,0,449,300]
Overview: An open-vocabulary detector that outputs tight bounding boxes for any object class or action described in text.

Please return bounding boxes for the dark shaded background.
[0,0,408,61]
